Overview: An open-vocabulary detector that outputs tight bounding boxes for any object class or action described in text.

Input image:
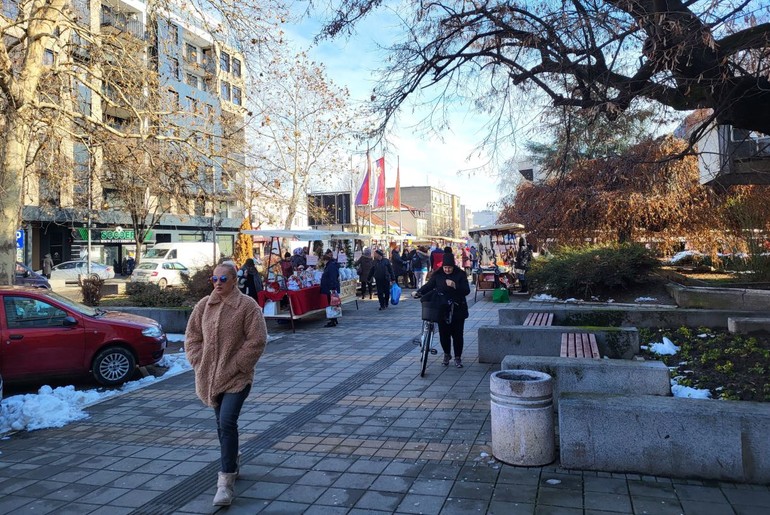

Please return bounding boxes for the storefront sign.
[15,229,24,249]
[73,228,153,243]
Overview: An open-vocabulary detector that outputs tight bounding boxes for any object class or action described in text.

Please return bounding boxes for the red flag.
[393,163,401,208]
[373,157,386,208]
[354,156,371,205]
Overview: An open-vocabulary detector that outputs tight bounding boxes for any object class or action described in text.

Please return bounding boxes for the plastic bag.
[492,287,510,303]
[390,283,402,305]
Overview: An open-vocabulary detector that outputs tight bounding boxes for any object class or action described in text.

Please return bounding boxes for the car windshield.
[42,290,99,317]
[137,263,158,270]
[144,248,169,259]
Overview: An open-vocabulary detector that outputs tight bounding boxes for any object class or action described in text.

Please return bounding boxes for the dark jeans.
[438,316,465,358]
[376,281,390,308]
[214,383,252,473]
[360,279,373,298]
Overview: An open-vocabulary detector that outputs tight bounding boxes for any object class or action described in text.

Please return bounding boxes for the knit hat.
[442,253,455,267]
[375,249,384,257]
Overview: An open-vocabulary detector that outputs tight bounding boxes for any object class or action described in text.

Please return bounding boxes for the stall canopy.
[242,229,362,240]
[468,222,525,236]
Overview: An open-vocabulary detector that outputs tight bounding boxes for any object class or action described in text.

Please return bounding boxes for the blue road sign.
[16,230,24,249]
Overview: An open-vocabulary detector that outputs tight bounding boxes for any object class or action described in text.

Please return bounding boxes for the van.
[142,242,219,272]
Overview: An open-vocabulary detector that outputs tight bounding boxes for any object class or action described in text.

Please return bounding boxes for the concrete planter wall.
[666,282,770,311]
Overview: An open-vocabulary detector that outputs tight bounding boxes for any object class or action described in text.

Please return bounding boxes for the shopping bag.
[492,287,510,303]
[325,305,342,318]
[390,283,402,305]
[262,300,278,316]
[330,290,341,306]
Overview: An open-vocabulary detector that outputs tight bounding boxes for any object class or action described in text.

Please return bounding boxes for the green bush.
[80,276,104,306]
[126,282,188,307]
[528,243,660,299]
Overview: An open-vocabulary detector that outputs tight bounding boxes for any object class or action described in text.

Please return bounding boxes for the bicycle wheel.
[420,321,432,377]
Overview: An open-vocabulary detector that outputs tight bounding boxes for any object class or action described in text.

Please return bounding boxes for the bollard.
[490,369,555,466]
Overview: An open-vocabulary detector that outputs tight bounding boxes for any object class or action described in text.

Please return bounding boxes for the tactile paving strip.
[130,337,417,515]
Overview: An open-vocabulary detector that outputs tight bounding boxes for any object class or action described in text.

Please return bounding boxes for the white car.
[131,260,189,288]
[43,261,115,281]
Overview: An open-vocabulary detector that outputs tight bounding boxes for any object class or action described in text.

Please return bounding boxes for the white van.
[142,242,219,271]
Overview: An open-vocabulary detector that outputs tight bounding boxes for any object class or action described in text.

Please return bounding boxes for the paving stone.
[680,499,736,515]
[353,490,404,511]
[630,496,684,515]
[583,491,633,512]
[314,487,365,507]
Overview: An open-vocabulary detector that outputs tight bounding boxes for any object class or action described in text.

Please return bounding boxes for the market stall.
[241,229,362,331]
[468,222,526,301]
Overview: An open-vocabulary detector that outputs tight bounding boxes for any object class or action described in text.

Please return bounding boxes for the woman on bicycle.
[416,253,470,367]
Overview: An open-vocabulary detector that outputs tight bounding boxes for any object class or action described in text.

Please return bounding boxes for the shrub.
[182,264,215,301]
[528,243,660,299]
[125,282,188,307]
[80,276,104,306]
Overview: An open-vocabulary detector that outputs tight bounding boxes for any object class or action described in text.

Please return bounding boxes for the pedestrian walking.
[238,258,263,301]
[391,245,406,287]
[415,253,470,368]
[42,253,53,279]
[368,249,395,310]
[353,247,374,299]
[413,245,430,289]
[185,261,268,506]
[461,246,472,277]
[401,247,413,288]
[320,250,341,327]
[429,244,444,271]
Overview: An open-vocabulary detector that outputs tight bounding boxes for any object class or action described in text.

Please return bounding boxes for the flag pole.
[398,156,403,249]
[383,154,388,249]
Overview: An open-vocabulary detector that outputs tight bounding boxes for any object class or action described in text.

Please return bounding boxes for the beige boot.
[213,472,237,506]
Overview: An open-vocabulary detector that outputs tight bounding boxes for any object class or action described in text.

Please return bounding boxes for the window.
[169,58,179,79]
[43,49,54,66]
[232,86,242,106]
[167,89,179,109]
[232,58,241,78]
[220,81,230,101]
[185,72,198,89]
[185,42,197,63]
[185,95,197,112]
[168,22,178,45]
[220,51,230,73]
[4,297,68,329]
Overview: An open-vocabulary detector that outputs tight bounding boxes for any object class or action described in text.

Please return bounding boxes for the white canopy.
[468,222,525,235]
[242,229,363,240]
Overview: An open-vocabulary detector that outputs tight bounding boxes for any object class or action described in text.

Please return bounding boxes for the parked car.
[15,263,50,289]
[0,287,166,386]
[142,242,218,272]
[41,261,115,281]
[131,260,189,288]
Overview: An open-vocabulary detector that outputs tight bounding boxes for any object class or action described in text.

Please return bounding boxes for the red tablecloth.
[257,286,329,316]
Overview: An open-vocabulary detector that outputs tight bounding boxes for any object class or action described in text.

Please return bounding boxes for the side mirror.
[63,316,78,327]
[23,270,30,277]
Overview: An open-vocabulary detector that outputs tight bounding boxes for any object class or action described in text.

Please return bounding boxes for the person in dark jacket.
[238,258,263,301]
[290,248,307,270]
[279,253,294,279]
[429,245,444,271]
[368,249,395,310]
[353,247,374,299]
[416,252,471,368]
[514,238,533,293]
[319,250,341,327]
[391,246,406,286]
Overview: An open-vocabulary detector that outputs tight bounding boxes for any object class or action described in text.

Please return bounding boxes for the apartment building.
[389,186,462,237]
[3,0,247,270]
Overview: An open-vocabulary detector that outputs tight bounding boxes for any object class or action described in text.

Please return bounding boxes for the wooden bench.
[560,333,600,359]
[523,312,554,326]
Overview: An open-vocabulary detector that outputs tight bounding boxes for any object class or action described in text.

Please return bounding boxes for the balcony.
[101,6,144,40]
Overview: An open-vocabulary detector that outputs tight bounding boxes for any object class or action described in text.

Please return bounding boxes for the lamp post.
[87,156,92,276]
[211,169,217,267]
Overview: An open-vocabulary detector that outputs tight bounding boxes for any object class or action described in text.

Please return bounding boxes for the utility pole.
[212,169,218,266]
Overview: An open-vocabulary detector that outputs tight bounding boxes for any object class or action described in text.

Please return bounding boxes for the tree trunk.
[0,113,31,284]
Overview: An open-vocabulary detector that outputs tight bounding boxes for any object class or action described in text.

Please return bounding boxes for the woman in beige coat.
[185,262,267,506]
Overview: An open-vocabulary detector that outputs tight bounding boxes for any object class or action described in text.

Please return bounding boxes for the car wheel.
[157,278,168,289]
[92,346,136,386]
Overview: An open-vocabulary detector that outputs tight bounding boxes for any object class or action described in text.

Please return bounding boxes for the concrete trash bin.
[490,369,555,466]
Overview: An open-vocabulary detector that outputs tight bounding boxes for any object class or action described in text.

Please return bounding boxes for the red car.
[0,287,166,386]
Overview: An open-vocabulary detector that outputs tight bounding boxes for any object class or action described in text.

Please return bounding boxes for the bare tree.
[320,1,770,140]
[0,0,287,284]
[248,51,357,230]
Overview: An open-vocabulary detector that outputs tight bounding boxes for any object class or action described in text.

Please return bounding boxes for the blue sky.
[283,7,513,212]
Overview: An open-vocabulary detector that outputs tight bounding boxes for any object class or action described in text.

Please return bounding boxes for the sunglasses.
[210,275,229,283]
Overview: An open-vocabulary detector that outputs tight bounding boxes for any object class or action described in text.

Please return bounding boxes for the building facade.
[4,0,246,271]
[388,186,462,237]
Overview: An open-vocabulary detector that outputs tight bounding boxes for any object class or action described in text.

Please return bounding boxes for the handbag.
[390,282,402,305]
[325,305,342,318]
[330,290,341,307]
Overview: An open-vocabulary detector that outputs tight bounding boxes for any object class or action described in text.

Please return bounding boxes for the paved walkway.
[0,291,768,515]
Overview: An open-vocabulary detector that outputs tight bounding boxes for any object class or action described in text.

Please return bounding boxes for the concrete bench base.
[728,317,770,334]
[498,305,761,329]
[500,356,671,409]
[667,282,770,311]
[559,394,770,483]
[478,325,639,363]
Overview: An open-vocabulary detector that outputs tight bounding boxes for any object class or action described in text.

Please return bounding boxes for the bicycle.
[414,291,441,377]
[418,319,438,377]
